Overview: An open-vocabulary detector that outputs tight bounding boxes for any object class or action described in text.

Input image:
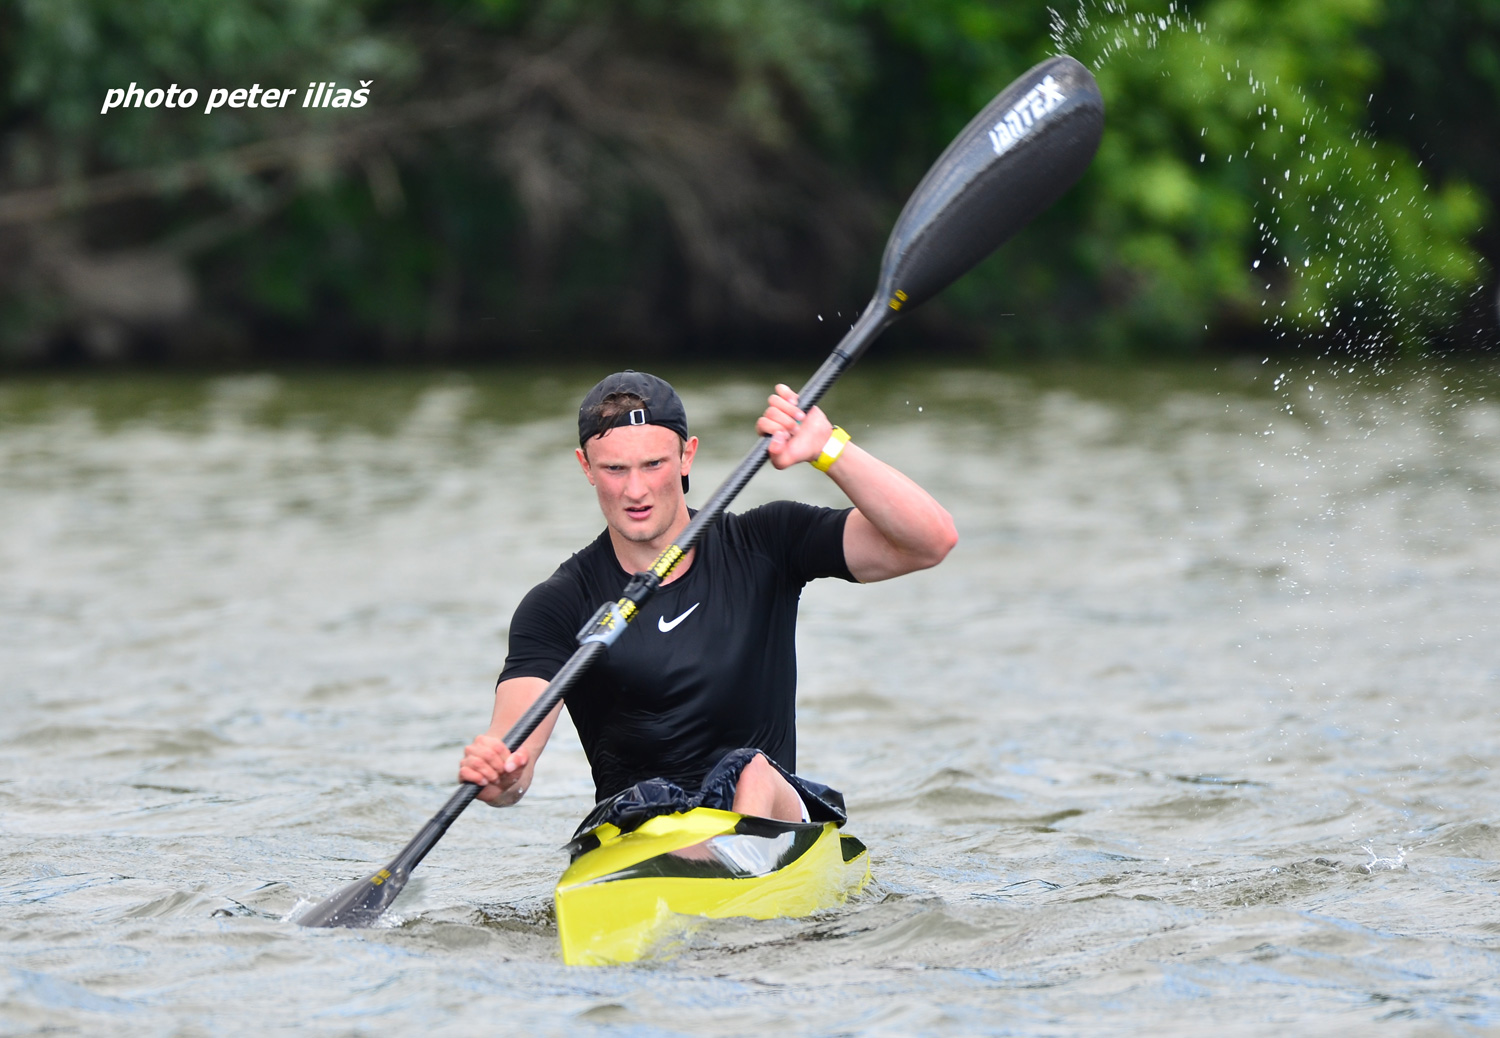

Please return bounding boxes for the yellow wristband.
[811,426,851,472]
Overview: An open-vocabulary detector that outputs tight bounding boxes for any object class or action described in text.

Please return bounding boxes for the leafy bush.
[0,0,1489,362]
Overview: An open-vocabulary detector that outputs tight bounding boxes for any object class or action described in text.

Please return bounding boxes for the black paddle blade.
[299,783,477,928]
[875,54,1104,316]
[297,863,410,928]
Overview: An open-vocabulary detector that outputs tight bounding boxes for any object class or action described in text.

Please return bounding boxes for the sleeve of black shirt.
[742,500,857,585]
[496,569,587,685]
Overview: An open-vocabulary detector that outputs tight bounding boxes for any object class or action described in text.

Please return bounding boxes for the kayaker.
[458,370,956,833]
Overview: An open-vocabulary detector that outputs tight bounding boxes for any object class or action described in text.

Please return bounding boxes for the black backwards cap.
[577,370,691,493]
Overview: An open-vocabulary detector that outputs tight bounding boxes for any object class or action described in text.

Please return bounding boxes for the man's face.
[577,424,698,546]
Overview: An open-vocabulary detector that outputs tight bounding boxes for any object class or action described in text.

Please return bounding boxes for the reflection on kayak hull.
[555,807,870,965]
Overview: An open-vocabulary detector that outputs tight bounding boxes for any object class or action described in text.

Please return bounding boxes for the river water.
[2,362,1497,1035]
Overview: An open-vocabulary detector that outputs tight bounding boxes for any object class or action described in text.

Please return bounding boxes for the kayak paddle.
[298,53,1104,929]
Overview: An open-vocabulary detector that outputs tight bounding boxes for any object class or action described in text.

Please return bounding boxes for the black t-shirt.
[498,502,856,802]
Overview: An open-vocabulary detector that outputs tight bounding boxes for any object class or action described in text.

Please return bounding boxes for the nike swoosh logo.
[657,603,700,632]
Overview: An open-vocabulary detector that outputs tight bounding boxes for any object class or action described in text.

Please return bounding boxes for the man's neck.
[607,505,695,583]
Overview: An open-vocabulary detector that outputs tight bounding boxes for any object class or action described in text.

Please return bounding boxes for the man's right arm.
[458,676,564,807]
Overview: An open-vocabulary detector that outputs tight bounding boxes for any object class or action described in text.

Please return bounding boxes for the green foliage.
[6,0,405,176]
[516,0,870,142]
[0,0,1491,363]
[860,0,1487,356]
[1367,0,1500,307]
[660,0,871,142]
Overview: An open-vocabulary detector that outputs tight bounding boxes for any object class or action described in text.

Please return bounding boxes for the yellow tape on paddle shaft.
[652,544,685,579]
[579,544,685,646]
[811,426,851,472]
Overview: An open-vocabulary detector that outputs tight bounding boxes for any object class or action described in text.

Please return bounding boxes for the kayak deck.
[554,807,870,965]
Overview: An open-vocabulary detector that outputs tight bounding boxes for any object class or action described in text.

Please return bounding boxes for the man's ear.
[680,435,699,476]
[575,446,595,485]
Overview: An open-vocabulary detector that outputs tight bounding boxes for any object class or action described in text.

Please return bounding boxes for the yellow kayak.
[554,807,870,965]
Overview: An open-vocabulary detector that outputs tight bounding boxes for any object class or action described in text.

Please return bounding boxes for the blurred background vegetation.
[0,0,1494,366]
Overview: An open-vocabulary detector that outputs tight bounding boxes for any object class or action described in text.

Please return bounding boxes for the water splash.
[1049,0,1485,361]
[1359,844,1407,873]
[282,898,316,924]
[1049,0,1204,66]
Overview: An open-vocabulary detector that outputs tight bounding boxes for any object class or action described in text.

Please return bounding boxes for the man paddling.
[459,370,956,832]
